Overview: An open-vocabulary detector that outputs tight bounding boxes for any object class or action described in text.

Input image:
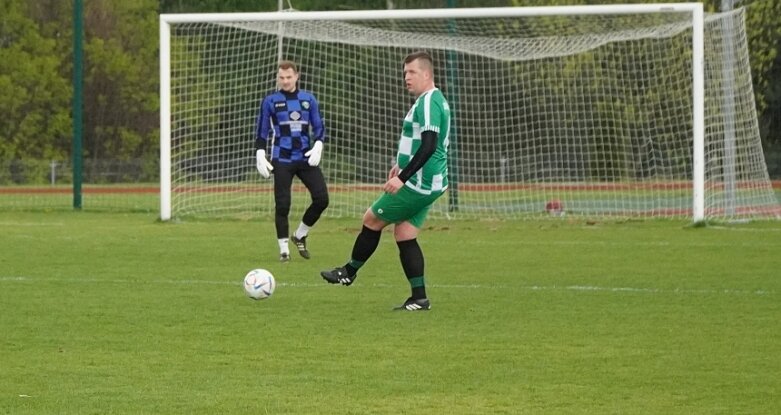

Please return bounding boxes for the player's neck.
[416,84,437,97]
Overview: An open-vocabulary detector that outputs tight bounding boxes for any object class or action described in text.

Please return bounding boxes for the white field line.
[480,240,781,248]
[0,222,66,226]
[9,236,767,247]
[704,226,781,232]
[0,276,773,296]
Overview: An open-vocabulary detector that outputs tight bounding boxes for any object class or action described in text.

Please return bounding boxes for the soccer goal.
[159,4,780,221]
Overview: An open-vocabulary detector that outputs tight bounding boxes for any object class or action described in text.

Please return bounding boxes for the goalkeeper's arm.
[397,130,437,182]
[255,96,274,151]
[254,96,275,179]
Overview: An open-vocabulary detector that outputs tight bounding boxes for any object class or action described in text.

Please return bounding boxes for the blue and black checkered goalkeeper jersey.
[256,89,325,164]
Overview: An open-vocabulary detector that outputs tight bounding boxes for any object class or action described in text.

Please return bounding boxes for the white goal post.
[159,3,779,221]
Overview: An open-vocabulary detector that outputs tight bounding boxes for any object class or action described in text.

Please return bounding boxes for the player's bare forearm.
[388,164,400,180]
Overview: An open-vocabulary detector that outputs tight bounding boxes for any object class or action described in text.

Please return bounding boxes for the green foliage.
[740,0,781,152]
[508,0,781,151]
[711,0,781,116]
[0,159,58,185]
[1,0,779,177]
[1,0,159,168]
[160,0,391,13]
[82,0,159,163]
[0,0,71,160]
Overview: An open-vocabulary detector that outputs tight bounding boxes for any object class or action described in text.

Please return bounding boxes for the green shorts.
[371,185,445,228]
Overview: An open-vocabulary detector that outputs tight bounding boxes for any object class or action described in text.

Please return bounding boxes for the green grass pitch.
[1,211,779,414]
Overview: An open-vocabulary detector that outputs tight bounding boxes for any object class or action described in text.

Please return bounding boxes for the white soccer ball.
[243,268,276,300]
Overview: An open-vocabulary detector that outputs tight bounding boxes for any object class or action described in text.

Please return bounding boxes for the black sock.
[345,226,382,276]
[397,239,426,299]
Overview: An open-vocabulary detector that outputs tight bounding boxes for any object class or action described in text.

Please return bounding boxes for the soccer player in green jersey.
[320,51,451,311]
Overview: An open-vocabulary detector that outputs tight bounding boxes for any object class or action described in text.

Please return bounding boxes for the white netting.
[163,7,780,220]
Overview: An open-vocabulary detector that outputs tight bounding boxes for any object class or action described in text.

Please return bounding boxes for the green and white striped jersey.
[396,87,451,194]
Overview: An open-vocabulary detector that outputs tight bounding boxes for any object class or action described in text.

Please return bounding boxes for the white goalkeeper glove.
[305,140,323,167]
[256,149,274,179]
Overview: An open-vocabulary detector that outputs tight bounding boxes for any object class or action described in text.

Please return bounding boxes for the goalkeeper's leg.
[273,164,295,261]
[292,166,330,259]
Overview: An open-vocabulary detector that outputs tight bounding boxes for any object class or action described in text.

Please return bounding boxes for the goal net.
[160,4,780,221]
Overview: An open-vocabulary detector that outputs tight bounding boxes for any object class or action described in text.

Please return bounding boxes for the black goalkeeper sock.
[344,226,382,277]
[397,239,426,299]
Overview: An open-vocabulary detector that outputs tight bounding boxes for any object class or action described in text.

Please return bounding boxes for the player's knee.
[312,194,329,211]
[362,209,386,231]
[394,222,419,241]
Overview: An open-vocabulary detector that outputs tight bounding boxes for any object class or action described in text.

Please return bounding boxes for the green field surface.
[1,211,779,414]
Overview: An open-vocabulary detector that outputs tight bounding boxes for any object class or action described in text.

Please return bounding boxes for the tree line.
[1,0,779,183]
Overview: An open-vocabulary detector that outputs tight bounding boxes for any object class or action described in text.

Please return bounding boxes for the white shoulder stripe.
[423,90,432,126]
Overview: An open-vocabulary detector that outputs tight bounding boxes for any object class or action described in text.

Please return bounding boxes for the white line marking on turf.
[0,222,65,226]
[705,226,781,232]
[0,276,772,296]
[504,239,781,248]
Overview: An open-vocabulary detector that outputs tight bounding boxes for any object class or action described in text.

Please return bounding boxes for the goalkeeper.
[320,51,451,311]
[255,60,329,262]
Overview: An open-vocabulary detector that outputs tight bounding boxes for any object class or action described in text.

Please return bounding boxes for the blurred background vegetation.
[1,0,779,185]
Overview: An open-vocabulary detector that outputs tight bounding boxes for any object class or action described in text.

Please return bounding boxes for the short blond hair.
[278,60,298,73]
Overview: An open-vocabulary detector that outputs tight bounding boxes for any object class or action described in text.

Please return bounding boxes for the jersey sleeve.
[309,95,325,142]
[415,92,445,134]
[255,95,274,150]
